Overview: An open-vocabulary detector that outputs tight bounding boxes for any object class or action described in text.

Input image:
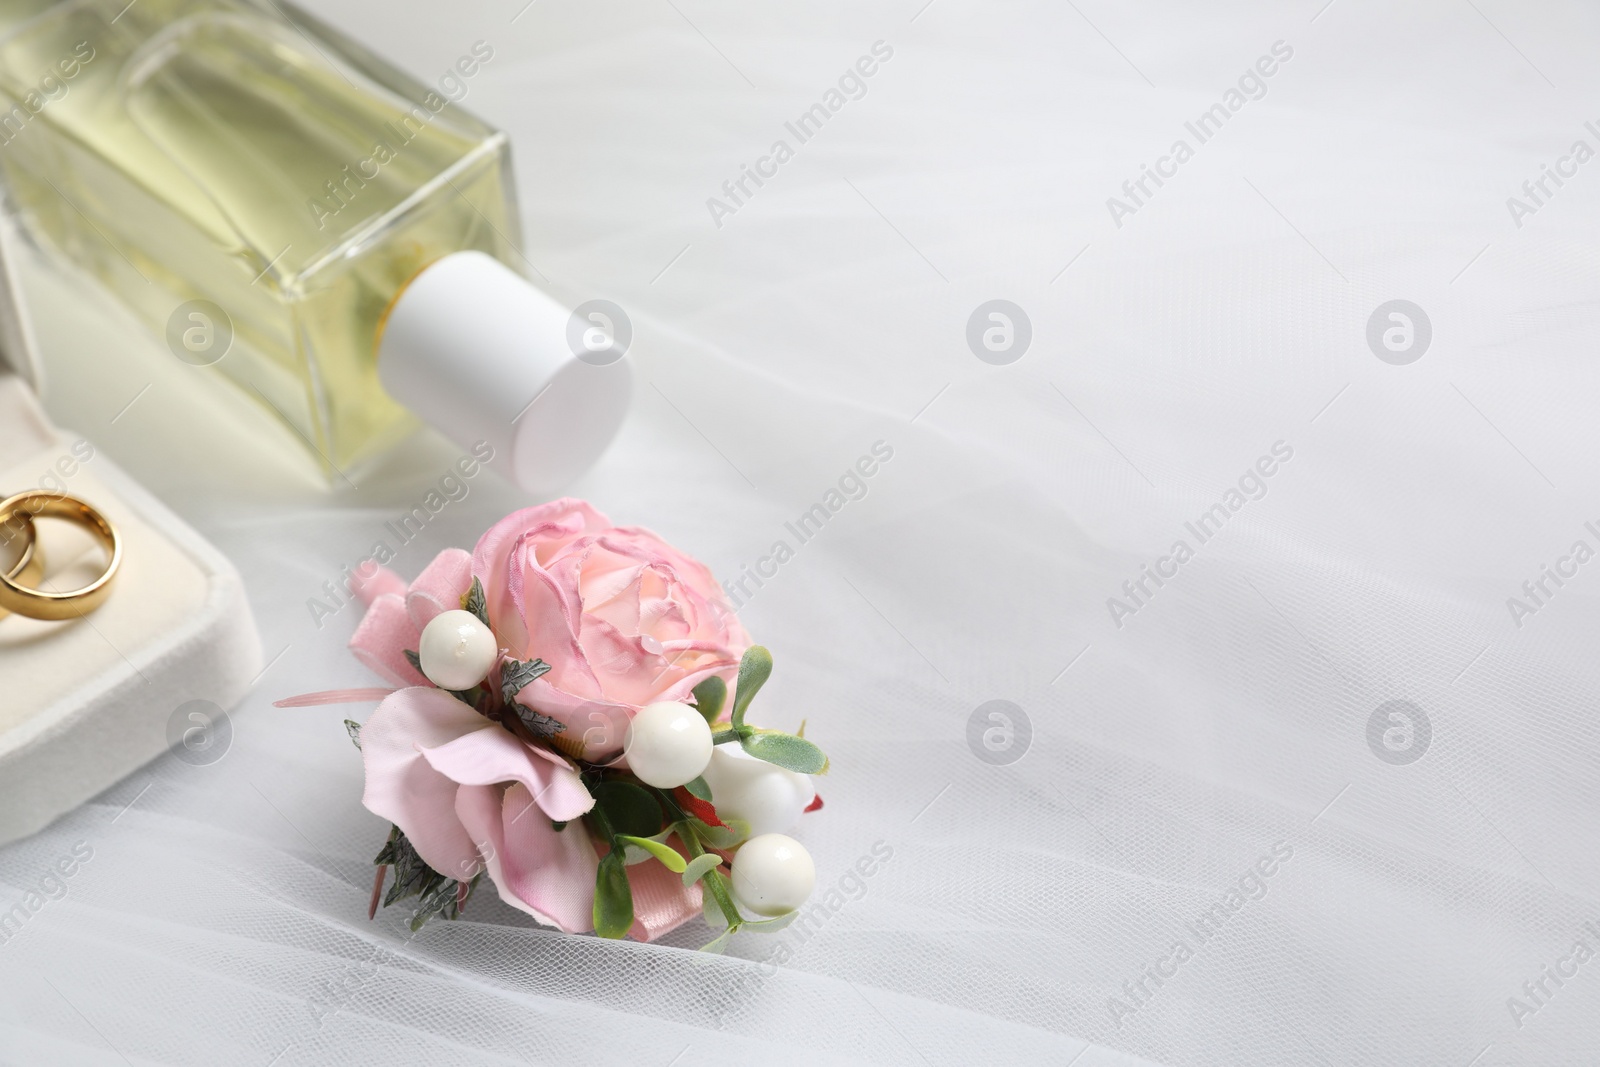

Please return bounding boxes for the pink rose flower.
[338,499,743,939]
[472,499,749,761]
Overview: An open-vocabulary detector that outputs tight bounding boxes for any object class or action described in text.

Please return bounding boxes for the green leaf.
[676,820,743,929]
[408,871,480,931]
[700,926,737,954]
[462,577,490,627]
[508,701,565,739]
[682,852,722,887]
[694,817,751,850]
[594,780,663,839]
[740,729,829,775]
[593,851,633,939]
[402,649,422,674]
[729,646,772,730]
[376,830,436,907]
[344,719,362,750]
[739,911,799,934]
[702,872,730,930]
[500,657,552,704]
[373,824,401,865]
[618,834,688,873]
[683,775,712,802]
[373,827,477,931]
[692,675,727,723]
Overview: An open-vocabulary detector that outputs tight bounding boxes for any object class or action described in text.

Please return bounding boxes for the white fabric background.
[4,0,1600,1063]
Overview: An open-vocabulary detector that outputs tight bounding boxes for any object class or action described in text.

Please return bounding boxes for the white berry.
[731,833,815,917]
[417,609,498,690]
[699,744,815,837]
[623,702,714,788]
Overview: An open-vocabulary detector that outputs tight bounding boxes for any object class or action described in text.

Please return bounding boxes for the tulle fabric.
[3,3,1599,1065]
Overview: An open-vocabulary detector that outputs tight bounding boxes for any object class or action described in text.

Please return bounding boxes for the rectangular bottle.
[0,0,534,477]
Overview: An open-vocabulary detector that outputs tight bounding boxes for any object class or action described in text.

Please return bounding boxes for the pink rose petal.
[498,783,601,933]
[508,535,597,696]
[406,548,475,630]
[349,594,426,687]
[350,563,407,607]
[655,658,740,707]
[456,499,749,761]
[454,783,567,930]
[273,688,396,708]
[610,524,726,604]
[360,688,487,879]
[474,500,610,645]
[576,613,658,706]
[418,726,595,821]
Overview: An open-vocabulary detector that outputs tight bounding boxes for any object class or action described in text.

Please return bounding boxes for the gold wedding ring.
[0,513,45,621]
[0,492,121,620]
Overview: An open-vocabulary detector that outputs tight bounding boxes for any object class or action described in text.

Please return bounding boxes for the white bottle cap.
[377,251,633,494]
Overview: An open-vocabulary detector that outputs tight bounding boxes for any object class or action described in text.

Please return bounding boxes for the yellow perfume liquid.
[0,0,523,476]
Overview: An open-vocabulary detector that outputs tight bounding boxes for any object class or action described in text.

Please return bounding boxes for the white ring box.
[0,212,261,847]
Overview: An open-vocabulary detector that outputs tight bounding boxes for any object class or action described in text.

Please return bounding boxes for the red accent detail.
[804,793,824,813]
[674,786,727,828]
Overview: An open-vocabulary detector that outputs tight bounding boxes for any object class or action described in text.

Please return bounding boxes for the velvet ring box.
[0,211,262,847]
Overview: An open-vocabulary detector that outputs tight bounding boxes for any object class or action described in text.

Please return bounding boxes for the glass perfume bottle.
[0,0,630,489]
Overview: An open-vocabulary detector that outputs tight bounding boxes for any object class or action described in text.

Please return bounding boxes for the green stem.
[645,787,742,931]
[674,819,741,929]
[710,727,743,745]
[587,805,615,845]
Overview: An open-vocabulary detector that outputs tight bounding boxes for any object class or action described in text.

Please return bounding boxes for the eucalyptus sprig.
[371,826,482,932]
[708,646,829,775]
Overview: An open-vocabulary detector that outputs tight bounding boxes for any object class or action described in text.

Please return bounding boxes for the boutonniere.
[279,499,826,950]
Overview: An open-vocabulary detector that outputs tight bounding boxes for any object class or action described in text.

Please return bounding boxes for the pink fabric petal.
[473,499,611,575]
[273,688,395,707]
[626,839,704,942]
[406,548,475,630]
[576,614,660,707]
[658,638,739,656]
[655,659,741,707]
[507,535,597,695]
[350,563,407,607]
[580,557,694,647]
[349,594,426,687]
[523,741,581,772]
[418,727,595,821]
[572,540,646,606]
[454,784,568,930]
[582,560,647,635]
[360,688,485,880]
[473,500,610,646]
[638,590,691,645]
[675,579,750,651]
[609,525,726,606]
[498,783,600,933]
[644,639,742,705]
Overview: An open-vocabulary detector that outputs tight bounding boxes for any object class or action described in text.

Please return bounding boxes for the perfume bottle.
[0,0,631,490]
